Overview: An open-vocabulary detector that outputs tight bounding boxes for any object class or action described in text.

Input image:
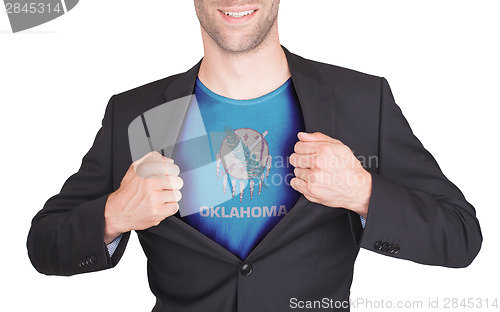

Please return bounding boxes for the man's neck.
[197,31,291,100]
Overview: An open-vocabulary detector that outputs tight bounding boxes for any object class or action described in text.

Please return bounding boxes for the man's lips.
[218,8,258,24]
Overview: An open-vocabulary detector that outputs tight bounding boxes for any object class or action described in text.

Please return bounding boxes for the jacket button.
[240,263,253,276]
[387,244,395,254]
[79,258,87,267]
[89,256,97,265]
[393,245,400,254]
[374,241,383,250]
[381,242,389,252]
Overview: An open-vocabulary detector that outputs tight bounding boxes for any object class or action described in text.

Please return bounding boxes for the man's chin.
[215,36,266,55]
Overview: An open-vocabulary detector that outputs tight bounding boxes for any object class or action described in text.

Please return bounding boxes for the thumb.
[297,131,341,143]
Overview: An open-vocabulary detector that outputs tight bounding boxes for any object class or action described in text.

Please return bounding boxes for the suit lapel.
[156,61,202,158]
[163,60,201,102]
[155,46,337,261]
[283,46,336,136]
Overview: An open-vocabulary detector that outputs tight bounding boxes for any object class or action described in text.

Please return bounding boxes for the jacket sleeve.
[350,77,482,268]
[27,95,130,276]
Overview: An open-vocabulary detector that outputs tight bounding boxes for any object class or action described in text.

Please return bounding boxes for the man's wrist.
[104,232,121,245]
[104,192,125,244]
[349,170,372,219]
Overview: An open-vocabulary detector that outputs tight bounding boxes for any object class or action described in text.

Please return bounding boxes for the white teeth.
[222,10,255,18]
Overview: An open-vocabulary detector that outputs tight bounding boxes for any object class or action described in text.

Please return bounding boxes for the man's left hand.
[289,132,372,219]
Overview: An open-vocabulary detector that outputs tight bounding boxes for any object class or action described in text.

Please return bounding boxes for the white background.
[1,1,499,311]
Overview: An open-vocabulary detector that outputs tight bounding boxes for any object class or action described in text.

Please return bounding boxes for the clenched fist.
[289,132,372,219]
[104,151,184,244]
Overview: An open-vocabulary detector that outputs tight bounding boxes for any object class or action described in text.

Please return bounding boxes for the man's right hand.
[103,151,183,244]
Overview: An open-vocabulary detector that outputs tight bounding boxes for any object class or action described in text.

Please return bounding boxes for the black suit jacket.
[27,46,482,311]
